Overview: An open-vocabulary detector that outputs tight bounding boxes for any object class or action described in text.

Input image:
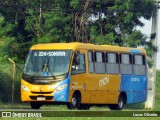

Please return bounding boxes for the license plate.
[37,97,45,100]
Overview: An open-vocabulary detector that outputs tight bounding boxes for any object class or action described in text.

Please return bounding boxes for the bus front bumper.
[21,90,55,102]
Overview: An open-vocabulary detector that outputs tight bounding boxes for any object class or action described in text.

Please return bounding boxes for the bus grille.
[29,96,53,100]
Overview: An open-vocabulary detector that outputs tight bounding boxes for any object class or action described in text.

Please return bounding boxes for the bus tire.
[109,94,125,110]
[67,93,81,110]
[30,102,42,109]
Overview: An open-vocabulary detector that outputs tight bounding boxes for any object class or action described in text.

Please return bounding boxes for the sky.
[136,10,160,70]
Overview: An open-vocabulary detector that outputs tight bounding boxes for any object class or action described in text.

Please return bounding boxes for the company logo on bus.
[99,76,110,87]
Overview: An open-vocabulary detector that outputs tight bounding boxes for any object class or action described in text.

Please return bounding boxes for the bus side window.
[95,52,105,74]
[106,53,119,74]
[120,53,132,75]
[88,51,94,73]
[72,52,86,74]
[133,55,146,75]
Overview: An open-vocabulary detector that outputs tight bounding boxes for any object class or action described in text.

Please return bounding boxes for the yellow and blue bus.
[21,43,148,110]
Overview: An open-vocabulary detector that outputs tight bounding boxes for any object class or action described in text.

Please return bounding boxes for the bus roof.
[30,42,146,54]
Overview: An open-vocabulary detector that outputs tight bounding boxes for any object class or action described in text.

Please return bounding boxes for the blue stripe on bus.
[54,74,70,102]
[130,49,142,53]
[120,75,147,104]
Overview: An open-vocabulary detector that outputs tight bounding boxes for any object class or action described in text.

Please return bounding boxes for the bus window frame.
[106,52,120,75]
[88,50,95,74]
[94,51,106,74]
[71,51,86,75]
[133,54,146,65]
[133,54,146,75]
[106,52,119,64]
[120,53,132,65]
[119,53,133,75]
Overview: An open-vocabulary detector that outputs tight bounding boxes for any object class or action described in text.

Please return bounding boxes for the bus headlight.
[21,85,30,92]
[54,84,68,93]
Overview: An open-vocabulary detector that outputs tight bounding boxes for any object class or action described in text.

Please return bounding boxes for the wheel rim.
[72,97,76,107]
[119,97,123,108]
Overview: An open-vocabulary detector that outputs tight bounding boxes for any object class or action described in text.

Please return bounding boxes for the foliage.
[156,70,160,92]
[155,70,160,110]
[0,63,22,103]
[0,0,157,61]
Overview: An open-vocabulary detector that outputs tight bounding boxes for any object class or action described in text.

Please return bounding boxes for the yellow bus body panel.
[69,73,121,104]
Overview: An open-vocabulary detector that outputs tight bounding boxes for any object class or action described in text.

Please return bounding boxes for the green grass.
[0,102,156,111]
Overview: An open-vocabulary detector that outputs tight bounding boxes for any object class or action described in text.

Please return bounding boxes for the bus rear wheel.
[67,93,81,110]
[30,102,42,109]
[109,94,125,110]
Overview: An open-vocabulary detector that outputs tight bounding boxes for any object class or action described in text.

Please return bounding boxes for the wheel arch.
[120,91,127,104]
[73,90,82,100]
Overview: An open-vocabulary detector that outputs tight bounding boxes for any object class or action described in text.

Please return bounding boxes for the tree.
[0,0,32,61]
[0,0,157,62]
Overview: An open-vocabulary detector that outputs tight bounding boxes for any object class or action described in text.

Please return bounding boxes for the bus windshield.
[24,50,72,77]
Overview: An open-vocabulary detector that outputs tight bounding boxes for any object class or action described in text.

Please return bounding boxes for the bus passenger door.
[69,50,90,104]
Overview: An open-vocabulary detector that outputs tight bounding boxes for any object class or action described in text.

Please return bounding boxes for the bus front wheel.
[30,102,42,109]
[109,94,125,110]
[67,93,81,110]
